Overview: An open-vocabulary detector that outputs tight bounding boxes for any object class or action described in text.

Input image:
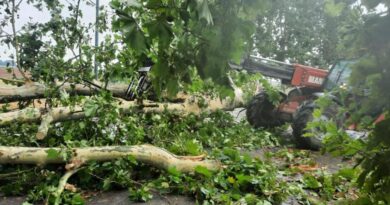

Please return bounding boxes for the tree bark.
[0,145,221,173]
[0,97,232,126]
[53,168,80,205]
[36,110,54,140]
[0,81,130,103]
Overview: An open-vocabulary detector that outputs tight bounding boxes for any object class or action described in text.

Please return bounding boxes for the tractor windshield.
[324,61,354,90]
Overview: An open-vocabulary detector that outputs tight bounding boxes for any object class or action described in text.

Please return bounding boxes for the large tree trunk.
[0,145,220,173]
[0,77,246,106]
[0,81,130,103]
[0,96,235,139]
[0,97,231,126]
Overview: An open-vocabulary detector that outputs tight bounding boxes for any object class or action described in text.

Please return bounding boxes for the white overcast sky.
[0,0,112,61]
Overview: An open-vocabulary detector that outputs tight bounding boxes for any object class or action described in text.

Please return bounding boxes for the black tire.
[292,101,341,150]
[246,91,282,128]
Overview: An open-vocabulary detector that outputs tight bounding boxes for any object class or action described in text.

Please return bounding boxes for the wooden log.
[0,81,130,103]
[0,97,232,126]
[0,77,245,106]
[0,145,221,173]
[0,95,236,139]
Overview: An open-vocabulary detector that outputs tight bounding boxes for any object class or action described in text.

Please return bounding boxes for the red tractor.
[239,56,383,149]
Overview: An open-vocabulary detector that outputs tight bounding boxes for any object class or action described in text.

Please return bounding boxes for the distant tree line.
[0,60,15,67]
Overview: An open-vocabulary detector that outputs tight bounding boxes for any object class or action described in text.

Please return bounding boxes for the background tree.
[254,0,345,67]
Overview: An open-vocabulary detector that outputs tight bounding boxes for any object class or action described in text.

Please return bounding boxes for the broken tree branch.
[0,145,221,172]
[53,168,81,205]
[0,73,245,105]
[36,109,54,140]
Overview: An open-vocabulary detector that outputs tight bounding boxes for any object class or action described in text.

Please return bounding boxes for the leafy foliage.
[303,1,390,203]
[110,0,269,96]
[0,106,273,204]
[335,2,390,203]
[229,70,282,105]
[0,89,361,204]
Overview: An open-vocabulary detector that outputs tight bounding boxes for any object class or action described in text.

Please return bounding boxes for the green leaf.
[303,174,322,189]
[109,0,121,10]
[128,28,147,52]
[127,155,138,165]
[166,79,179,97]
[196,0,213,25]
[64,133,73,141]
[145,0,162,9]
[71,194,85,205]
[146,19,173,47]
[123,0,141,7]
[227,176,236,184]
[167,166,181,177]
[119,17,147,52]
[324,0,345,17]
[184,140,201,155]
[200,187,210,195]
[84,101,99,117]
[223,148,240,162]
[161,182,169,188]
[313,109,322,118]
[236,174,252,184]
[336,168,357,180]
[46,149,60,159]
[78,122,85,129]
[195,166,212,178]
[103,178,111,190]
[257,200,272,205]
[218,86,235,99]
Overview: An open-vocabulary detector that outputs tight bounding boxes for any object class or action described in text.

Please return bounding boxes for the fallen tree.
[0,96,237,139]
[0,72,248,105]
[0,144,220,205]
[0,144,220,172]
[0,81,131,103]
[0,98,233,125]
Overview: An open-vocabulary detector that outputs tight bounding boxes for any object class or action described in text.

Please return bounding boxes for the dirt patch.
[0,192,195,205]
[86,192,194,205]
[1,196,27,205]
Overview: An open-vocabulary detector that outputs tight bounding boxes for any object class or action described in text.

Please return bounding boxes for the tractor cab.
[323,60,355,91]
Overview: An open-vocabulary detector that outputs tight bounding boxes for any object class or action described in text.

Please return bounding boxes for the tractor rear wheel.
[246,91,282,128]
[292,101,341,150]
